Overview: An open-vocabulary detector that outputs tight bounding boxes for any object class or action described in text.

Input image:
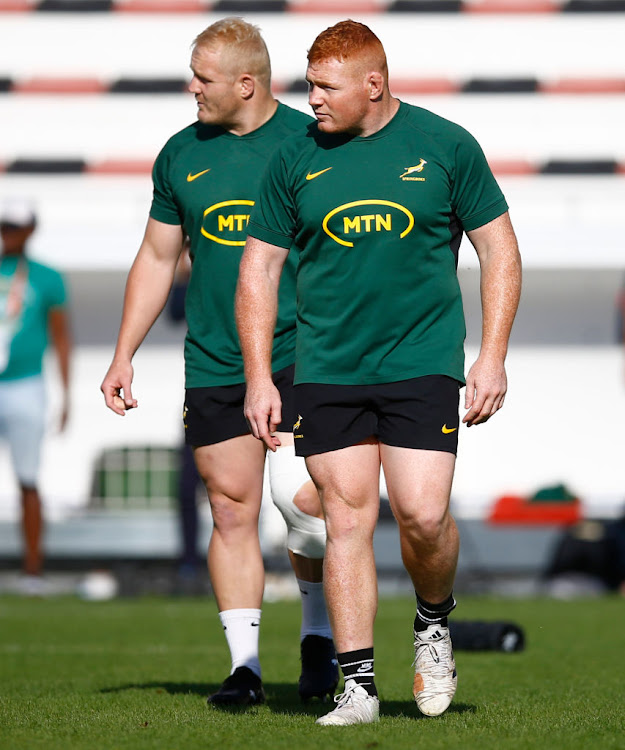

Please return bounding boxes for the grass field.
[0,594,623,750]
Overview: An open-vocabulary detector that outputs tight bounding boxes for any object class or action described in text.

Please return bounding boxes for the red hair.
[307,20,387,72]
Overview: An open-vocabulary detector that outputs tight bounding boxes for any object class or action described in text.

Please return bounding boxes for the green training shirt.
[150,102,312,387]
[247,101,508,386]
[0,256,67,381]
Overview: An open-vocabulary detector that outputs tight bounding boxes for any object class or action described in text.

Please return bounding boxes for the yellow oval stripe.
[322,199,415,248]
[201,199,255,246]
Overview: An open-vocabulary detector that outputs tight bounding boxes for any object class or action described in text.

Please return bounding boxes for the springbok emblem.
[400,159,427,179]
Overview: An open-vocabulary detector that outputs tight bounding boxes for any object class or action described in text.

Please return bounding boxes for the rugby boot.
[298,634,339,701]
[207,666,265,706]
[316,679,380,726]
[413,624,457,716]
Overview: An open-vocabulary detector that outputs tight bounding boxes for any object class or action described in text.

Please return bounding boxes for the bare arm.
[48,307,72,431]
[235,235,290,450]
[166,240,191,324]
[101,218,185,415]
[463,211,522,427]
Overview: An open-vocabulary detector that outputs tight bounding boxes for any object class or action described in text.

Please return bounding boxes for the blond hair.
[193,17,271,88]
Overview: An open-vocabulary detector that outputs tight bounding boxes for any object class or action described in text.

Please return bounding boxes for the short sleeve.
[247,147,297,249]
[47,268,67,309]
[450,128,508,232]
[149,144,182,226]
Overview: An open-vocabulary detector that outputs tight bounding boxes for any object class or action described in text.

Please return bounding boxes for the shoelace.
[413,638,452,680]
[333,682,369,708]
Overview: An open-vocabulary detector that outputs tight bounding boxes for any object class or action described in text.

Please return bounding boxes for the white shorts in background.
[0,375,46,487]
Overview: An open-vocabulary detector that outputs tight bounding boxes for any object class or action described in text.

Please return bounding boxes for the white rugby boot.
[413,624,457,716]
[315,679,380,726]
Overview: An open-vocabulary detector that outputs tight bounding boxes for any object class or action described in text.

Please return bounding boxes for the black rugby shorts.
[183,363,296,447]
[293,374,461,457]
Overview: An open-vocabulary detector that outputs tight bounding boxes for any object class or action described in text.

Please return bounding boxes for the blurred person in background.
[237,20,521,725]
[100,18,337,706]
[0,198,71,595]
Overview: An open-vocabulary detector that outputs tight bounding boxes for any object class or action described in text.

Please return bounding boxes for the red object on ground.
[488,495,582,525]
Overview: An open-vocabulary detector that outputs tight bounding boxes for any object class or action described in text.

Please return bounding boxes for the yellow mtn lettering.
[218,215,250,232]
[323,200,414,248]
[344,214,392,234]
[201,199,255,246]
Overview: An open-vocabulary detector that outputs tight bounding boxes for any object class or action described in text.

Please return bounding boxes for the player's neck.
[353,96,400,138]
[226,95,278,137]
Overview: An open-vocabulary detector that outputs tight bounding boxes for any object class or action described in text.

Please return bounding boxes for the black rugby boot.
[298,635,339,702]
[207,666,265,706]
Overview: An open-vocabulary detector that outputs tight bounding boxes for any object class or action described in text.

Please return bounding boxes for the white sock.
[218,608,262,678]
[297,579,333,641]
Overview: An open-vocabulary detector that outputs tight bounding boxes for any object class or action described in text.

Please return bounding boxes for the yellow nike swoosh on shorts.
[306,167,333,181]
[187,169,211,182]
[441,425,457,434]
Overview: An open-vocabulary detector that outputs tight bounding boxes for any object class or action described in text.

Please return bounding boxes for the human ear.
[368,72,384,101]
[239,74,255,100]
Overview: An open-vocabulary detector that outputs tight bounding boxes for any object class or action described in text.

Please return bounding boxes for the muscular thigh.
[305,439,381,520]
[193,434,266,506]
[380,444,456,524]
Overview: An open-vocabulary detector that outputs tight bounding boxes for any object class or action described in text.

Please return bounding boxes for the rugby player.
[237,19,521,725]
[101,18,337,707]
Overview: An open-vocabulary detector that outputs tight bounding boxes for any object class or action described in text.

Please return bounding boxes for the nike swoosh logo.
[251,622,260,627]
[187,169,211,182]
[442,425,457,434]
[306,167,332,181]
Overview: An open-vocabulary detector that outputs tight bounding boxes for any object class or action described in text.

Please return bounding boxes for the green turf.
[0,594,623,749]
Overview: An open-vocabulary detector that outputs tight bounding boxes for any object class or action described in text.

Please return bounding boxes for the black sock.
[414,593,457,632]
[337,648,378,697]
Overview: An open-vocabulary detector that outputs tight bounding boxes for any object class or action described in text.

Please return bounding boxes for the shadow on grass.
[100,681,331,716]
[379,700,476,719]
[99,682,476,719]
[100,681,217,698]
